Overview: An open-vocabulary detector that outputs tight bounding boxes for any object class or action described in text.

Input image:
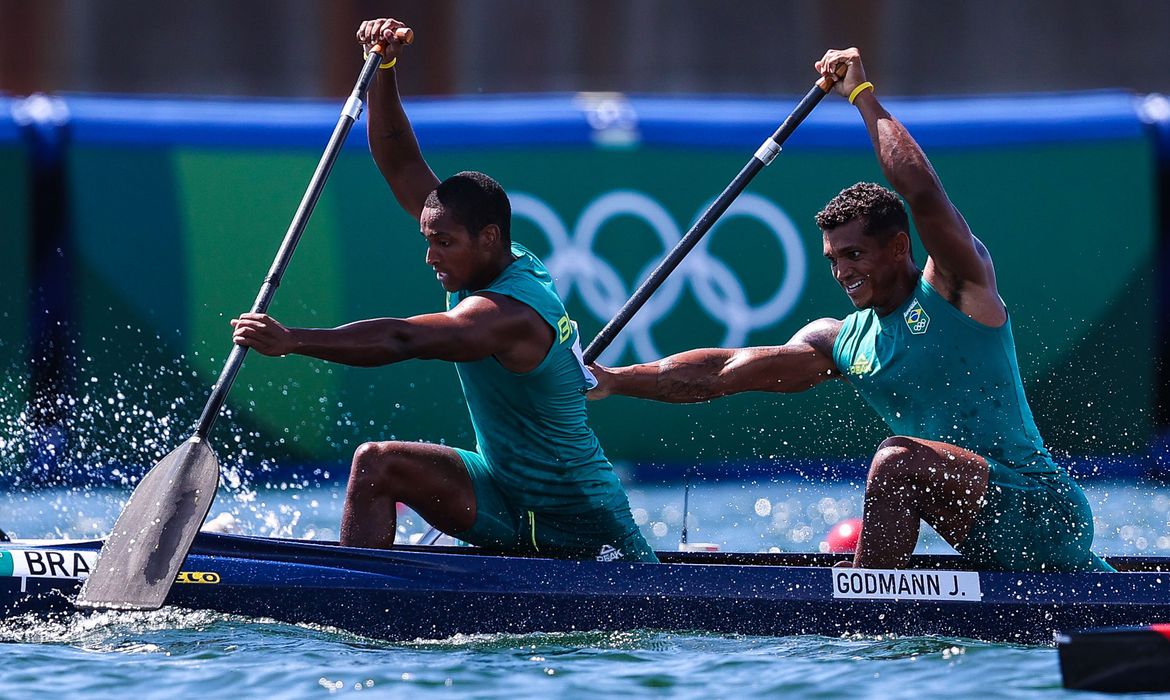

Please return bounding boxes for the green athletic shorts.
[959,459,1113,572]
[449,447,659,563]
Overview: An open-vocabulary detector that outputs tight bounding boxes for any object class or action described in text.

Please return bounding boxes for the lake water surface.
[2,478,1165,699]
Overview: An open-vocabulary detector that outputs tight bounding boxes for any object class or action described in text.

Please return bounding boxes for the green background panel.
[0,145,29,408]
[174,151,347,456]
[68,146,212,474]
[63,135,1155,469]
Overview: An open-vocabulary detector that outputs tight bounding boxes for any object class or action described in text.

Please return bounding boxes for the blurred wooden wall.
[2,0,1169,98]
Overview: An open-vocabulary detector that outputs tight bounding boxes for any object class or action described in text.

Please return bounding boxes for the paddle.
[76,28,414,611]
[418,68,844,545]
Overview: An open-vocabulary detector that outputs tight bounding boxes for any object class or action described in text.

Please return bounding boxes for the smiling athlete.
[590,47,1110,572]
[231,18,655,563]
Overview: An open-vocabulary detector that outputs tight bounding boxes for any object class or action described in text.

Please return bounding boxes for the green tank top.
[448,243,627,514]
[832,275,1059,475]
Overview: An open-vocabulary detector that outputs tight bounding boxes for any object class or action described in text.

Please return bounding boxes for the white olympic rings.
[510,190,808,364]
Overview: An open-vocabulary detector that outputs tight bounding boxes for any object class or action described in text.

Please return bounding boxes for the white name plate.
[831,568,982,602]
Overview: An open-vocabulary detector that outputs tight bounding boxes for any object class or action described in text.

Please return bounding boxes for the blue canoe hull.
[3,532,1168,644]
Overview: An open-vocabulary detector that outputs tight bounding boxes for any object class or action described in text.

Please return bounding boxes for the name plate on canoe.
[0,550,219,585]
[831,568,982,602]
[0,549,97,579]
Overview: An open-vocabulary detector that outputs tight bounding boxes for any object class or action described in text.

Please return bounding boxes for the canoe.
[3,532,1169,644]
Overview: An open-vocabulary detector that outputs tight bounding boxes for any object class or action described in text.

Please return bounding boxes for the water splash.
[0,330,393,541]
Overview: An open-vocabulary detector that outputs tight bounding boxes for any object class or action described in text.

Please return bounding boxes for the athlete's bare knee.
[349,441,414,494]
[870,436,921,473]
[875,435,925,455]
[867,436,930,493]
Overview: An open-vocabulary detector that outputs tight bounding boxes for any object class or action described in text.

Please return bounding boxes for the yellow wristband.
[363,54,397,70]
[848,81,874,105]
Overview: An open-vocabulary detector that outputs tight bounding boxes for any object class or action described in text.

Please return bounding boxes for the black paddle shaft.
[582,75,840,364]
[191,52,384,440]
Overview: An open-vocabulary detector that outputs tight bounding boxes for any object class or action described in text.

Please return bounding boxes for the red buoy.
[824,517,863,553]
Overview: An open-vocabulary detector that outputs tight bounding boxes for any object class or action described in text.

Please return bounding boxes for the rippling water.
[1,479,1164,698]
[1,612,1055,699]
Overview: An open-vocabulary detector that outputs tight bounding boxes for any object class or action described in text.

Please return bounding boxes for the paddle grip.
[372,27,415,55]
[816,63,850,92]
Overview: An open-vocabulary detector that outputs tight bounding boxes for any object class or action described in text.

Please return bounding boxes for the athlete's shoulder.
[791,317,843,357]
[454,289,537,319]
[508,242,545,270]
[826,309,878,374]
[450,291,554,369]
[835,306,874,337]
[922,259,1006,327]
[490,242,550,287]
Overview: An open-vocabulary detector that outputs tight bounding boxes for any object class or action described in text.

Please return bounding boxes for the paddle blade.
[76,437,219,610]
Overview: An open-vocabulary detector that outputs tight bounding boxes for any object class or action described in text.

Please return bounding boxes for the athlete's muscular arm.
[590,318,842,403]
[231,294,550,371]
[816,48,1004,325]
[357,18,440,221]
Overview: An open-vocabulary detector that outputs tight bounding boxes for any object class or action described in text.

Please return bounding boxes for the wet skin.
[420,204,508,294]
[822,219,917,317]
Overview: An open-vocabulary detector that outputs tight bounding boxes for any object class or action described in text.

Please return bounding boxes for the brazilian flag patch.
[904,299,930,335]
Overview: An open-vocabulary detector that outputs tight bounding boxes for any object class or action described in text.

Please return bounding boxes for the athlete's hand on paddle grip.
[231,313,295,357]
[815,48,868,101]
[357,18,414,61]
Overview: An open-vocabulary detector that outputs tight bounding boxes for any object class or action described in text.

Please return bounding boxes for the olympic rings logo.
[511,190,808,364]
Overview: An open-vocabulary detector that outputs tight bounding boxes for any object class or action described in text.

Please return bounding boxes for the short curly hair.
[424,171,512,244]
[815,182,909,247]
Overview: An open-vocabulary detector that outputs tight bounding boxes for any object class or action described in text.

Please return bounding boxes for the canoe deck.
[2,532,1168,644]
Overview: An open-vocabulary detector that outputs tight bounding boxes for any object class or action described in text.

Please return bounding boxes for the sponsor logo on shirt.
[848,354,875,377]
[596,545,624,562]
[557,314,573,343]
[904,299,930,335]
